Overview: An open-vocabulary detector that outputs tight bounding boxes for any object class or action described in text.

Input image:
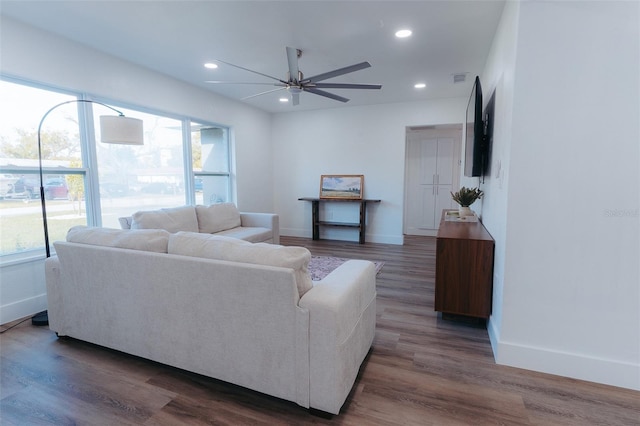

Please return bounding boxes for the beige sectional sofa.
[118,203,279,244]
[45,226,376,415]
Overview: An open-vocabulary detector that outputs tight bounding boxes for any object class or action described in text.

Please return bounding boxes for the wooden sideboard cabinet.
[435,210,494,319]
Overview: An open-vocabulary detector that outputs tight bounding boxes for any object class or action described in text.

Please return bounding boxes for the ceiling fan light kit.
[206,47,382,106]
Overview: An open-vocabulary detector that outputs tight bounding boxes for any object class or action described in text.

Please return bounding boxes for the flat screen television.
[464,76,484,177]
[483,89,495,177]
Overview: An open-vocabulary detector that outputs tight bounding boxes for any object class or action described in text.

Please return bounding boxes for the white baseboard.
[280,228,311,239]
[1,293,47,325]
[487,316,500,357]
[404,228,438,237]
[489,327,639,391]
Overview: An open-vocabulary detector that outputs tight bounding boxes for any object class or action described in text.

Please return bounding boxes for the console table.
[298,198,380,244]
[435,209,494,319]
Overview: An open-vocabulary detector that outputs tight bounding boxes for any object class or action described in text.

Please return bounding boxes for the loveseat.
[45,227,377,415]
[118,203,279,244]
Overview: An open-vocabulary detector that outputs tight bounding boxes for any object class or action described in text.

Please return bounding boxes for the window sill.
[0,250,47,268]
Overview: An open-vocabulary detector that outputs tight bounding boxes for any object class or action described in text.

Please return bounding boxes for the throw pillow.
[195,203,242,233]
[66,226,170,253]
[168,232,313,297]
[131,205,198,233]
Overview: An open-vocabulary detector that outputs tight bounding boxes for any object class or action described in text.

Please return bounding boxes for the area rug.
[308,256,384,281]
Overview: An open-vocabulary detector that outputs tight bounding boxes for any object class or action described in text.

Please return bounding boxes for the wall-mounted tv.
[464,76,485,177]
[483,88,495,177]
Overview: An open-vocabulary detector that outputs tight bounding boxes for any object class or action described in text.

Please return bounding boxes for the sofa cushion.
[195,203,242,234]
[131,205,198,233]
[66,226,170,253]
[168,232,313,297]
[214,226,273,243]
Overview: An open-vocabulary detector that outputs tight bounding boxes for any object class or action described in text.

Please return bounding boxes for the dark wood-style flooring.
[1,236,638,425]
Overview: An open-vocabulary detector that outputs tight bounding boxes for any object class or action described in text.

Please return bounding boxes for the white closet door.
[419,138,438,186]
[404,129,460,235]
[405,139,436,233]
[436,138,455,185]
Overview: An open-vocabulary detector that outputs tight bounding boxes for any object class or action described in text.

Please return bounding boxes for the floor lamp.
[32,100,144,326]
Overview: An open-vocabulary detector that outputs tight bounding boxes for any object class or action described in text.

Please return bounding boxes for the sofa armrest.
[298,260,377,414]
[118,216,133,229]
[240,212,279,244]
[44,256,64,333]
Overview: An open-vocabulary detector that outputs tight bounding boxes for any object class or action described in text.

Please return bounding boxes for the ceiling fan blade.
[292,93,300,106]
[205,81,285,86]
[305,62,372,83]
[312,83,382,90]
[214,58,286,84]
[304,87,350,103]
[286,47,300,82]
[241,87,286,100]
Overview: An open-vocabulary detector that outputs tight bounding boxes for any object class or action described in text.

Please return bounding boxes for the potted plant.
[450,187,483,217]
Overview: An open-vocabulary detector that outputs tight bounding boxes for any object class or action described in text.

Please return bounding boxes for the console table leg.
[311,200,319,240]
[359,202,366,244]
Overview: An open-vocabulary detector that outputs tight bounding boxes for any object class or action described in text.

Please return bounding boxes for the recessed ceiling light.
[414,83,426,89]
[395,29,412,38]
[279,98,289,103]
[204,63,218,69]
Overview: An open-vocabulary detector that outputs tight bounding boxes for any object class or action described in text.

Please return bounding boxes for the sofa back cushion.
[168,232,313,297]
[195,203,242,234]
[131,205,198,233]
[66,226,170,253]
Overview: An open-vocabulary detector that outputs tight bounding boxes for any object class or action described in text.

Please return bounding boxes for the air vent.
[453,73,467,84]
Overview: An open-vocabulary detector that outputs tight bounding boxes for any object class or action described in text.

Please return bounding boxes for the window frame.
[188,120,233,206]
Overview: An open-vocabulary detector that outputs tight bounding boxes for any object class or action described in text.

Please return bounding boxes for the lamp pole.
[37,100,126,257]
[33,100,141,326]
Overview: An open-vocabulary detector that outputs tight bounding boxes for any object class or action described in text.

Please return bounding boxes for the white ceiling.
[1,0,505,113]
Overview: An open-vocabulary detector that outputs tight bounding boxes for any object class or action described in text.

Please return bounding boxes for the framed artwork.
[319,175,364,199]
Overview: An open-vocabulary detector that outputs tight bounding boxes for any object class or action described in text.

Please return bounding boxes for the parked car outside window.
[100,183,129,197]
[3,176,69,200]
[140,182,176,195]
[0,174,18,198]
[43,178,69,200]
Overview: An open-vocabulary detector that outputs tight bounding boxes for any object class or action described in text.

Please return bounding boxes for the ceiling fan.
[205,47,382,105]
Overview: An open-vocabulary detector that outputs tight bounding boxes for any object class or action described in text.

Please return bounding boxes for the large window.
[0,80,87,256]
[191,123,231,205]
[0,78,231,258]
[94,108,185,229]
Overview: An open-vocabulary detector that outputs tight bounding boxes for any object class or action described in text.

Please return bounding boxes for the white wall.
[0,17,273,323]
[272,98,466,245]
[474,0,520,375]
[481,1,639,390]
